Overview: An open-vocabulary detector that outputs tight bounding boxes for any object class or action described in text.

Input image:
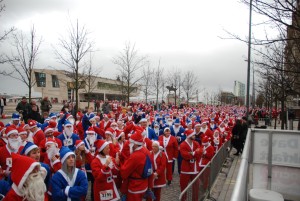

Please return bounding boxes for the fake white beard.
[27,132,34,143]
[167,121,173,126]
[21,172,46,201]
[154,128,159,134]
[46,146,59,159]
[87,135,96,145]
[129,143,134,154]
[200,127,207,133]
[8,137,21,151]
[64,127,73,137]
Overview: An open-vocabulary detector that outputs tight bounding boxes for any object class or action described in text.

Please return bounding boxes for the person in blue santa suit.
[57,120,80,151]
[51,146,88,201]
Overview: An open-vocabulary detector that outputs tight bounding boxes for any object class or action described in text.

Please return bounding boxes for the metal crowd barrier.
[179,140,232,201]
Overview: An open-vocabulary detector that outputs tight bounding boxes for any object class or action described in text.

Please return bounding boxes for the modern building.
[32,69,140,104]
[233,80,245,97]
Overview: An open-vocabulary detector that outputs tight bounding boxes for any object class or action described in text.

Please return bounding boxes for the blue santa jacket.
[51,168,88,201]
[146,127,158,140]
[57,133,80,151]
[170,125,186,144]
[40,162,51,188]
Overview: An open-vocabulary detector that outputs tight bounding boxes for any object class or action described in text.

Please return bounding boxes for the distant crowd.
[0,96,277,201]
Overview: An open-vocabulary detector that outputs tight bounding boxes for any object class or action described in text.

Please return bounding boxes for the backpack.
[142,154,153,178]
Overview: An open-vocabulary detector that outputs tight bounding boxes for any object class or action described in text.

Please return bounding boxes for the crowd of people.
[0,98,251,201]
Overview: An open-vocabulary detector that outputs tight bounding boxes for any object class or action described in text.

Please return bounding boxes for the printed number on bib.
[100,189,113,200]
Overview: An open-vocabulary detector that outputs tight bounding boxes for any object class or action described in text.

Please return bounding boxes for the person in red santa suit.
[0,126,22,180]
[75,111,84,140]
[146,141,167,201]
[91,139,120,201]
[99,114,112,131]
[211,130,223,153]
[199,136,215,171]
[158,127,178,185]
[74,140,94,174]
[120,131,154,201]
[199,120,213,142]
[42,139,62,174]
[0,124,7,148]
[3,153,47,201]
[179,129,203,201]
[39,126,62,162]
[27,119,45,146]
[104,127,119,158]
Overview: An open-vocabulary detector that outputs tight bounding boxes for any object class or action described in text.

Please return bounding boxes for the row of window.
[35,72,137,93]
[35,72,59,88]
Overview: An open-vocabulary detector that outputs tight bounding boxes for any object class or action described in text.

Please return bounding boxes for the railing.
[179,140,232,201]
[230,128,300,201]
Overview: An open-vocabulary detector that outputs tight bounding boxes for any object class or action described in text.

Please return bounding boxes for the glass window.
[35,72,46,87]
[51,75,60,88]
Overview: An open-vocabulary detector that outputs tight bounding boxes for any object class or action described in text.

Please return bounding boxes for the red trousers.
[166,161,173,181]
[127,192,144,201]
[180,173,199,201]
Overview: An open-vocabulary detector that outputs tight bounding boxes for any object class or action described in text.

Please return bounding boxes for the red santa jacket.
[201,128,213,142]
[180,140,203,174]
[4,186,48,201]
[151,150,167,188]
[199,144,214,168]
[158,135,178,163]
[120,146,154,193]
[32,129,45,147]
[91,155,120,201]
[99,120,111,131]
[0,145,14,178]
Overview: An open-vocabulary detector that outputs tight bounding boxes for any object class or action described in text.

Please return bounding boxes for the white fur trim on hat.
[98,141,109,152]
[44,127,54,133]
[61,151,75,164]
[7,129,18,136]
[129,138,144,146]
[76,141,85,149]
[24,144,38,156]
[18,162,40,189]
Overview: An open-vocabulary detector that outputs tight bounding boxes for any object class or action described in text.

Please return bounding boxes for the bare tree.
[141,63,154,103]
[0,0,15,64]
[54,19,93,113]
[112,42,147,105]
[82,52,101,107]
[1,25,42,101]
[152,59,164,109]
[182,70,199,104]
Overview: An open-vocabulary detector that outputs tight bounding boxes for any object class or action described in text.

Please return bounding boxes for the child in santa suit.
[91,139,120,201]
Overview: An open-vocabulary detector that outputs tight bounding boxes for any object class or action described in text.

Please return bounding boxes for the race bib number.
[6,158,12,167]
[99,189,113,200]
[64,139,73,146]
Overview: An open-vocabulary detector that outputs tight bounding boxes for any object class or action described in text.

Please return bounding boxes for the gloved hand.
[143,189,156,200]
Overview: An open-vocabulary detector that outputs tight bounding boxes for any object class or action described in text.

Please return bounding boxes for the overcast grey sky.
[0,0,266,98]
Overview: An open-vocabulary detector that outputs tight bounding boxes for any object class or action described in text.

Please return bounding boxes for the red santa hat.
[129,131,144,146]
[202,136,210,145]
[152,140,163,150]
[27,120,37,129]
[17,127,27,135]
[48,121,57,128]
[44,126,54,134]
[11,153,40,189]
[94,139,109,152]
[86,127,95,134]
[200,119,209,125]
[76,111,83,118]
[185,129,195,139]
[5,126,18,136]
[105,127,115,136]
[194,122,201,127]
[65,113,73,120]
[0,125,5,134]
[75,140,84,149]
[45,138,58,147]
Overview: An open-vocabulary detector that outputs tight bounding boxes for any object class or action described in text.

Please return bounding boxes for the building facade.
[32,69,139,103]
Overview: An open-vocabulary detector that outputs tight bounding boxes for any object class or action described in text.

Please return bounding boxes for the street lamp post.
[246,0,253,123]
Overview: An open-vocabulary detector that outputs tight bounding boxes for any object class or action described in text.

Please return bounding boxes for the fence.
[230,128,300,201]
[179,140,232,201]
